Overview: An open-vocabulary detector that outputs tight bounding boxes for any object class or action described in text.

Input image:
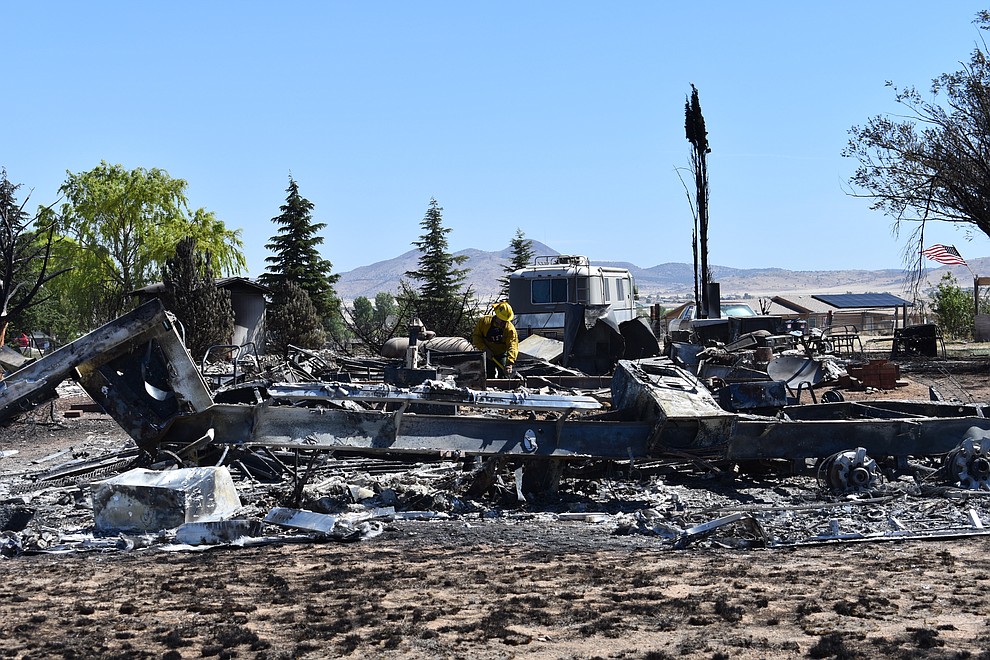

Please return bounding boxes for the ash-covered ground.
[2,361,990,659]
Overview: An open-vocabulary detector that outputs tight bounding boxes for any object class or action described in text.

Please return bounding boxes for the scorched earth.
[2,363,990,659]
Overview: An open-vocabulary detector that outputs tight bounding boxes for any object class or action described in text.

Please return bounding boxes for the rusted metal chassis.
[164,403,654,460]
[609,358,990,461]
[163,395,990,464]
[726,414,990,461]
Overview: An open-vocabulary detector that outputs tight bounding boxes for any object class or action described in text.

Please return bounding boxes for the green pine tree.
[402,198,474,336]
[259,176,343,341]
[498,228,535,299]
[265,280,327,356]
[160,236,234,361]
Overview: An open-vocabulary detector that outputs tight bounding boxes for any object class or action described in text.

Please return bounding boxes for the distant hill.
[338,240,558,300]
[336,244,990,302]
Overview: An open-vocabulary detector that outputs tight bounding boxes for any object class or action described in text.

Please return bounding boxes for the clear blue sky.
[7,2,990,276]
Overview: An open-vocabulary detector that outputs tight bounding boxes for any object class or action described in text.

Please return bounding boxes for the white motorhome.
[507,255,637,340]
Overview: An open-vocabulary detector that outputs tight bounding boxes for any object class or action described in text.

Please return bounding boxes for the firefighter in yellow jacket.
[471,301,519,377]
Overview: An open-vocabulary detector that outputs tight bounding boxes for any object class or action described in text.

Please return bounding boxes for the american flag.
[922,244,967,266]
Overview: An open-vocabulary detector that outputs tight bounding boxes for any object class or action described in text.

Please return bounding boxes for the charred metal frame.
[0,301,213,435]
[4,300,990,468]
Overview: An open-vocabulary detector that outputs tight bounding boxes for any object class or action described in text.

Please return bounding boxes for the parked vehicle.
[667,303,757,334]
[507,255,637,340]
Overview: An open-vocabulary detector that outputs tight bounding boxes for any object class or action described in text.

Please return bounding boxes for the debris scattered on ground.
[5,301,990,562]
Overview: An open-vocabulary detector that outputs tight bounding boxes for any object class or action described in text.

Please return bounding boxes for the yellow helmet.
[493,301,514,322]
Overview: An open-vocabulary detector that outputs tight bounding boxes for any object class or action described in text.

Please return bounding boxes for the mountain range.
[336,240,989,302]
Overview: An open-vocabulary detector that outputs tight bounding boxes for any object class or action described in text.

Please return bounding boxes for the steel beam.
[727,416,990,461]
[267,382,602,412]
[164,403,654,460]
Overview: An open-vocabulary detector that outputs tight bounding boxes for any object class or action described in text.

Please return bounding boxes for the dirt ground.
[3,360,990,659]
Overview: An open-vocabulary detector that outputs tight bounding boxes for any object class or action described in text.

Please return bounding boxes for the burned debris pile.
[3,299,990,557]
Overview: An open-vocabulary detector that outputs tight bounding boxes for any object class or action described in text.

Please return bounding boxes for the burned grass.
[2,533,990,659]
[6,367,990,657]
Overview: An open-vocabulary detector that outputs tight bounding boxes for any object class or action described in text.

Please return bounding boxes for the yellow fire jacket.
[470,315,519,364]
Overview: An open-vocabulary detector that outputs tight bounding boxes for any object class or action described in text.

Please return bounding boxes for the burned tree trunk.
[685,85,712,318]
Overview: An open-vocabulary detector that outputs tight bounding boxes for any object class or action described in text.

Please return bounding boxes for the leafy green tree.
[0,169,69,346]
[259,176,343,342]
[845,11,990,277]
[930,273,974,339]
[498,228,535,299]
[159,236,234,361]
[402,198,474,336]
[266,280,326,356]
[50,162,245,328]
[344,292,407,355]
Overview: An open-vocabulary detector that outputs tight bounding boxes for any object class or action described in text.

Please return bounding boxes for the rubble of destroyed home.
[3,289,990,560]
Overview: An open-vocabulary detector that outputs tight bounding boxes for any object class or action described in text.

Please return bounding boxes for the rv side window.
[532,278,568,304]
[616,278,625,302]
[603,278,611,302]
[575,278,588,303]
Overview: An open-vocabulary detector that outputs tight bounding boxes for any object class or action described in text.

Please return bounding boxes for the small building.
[131,277,269,354]
[767,293,915,334]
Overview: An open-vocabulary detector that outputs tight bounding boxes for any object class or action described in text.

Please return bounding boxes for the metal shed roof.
[131,277,269,297]
[770,295,836,314]
[811,293,912,309]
